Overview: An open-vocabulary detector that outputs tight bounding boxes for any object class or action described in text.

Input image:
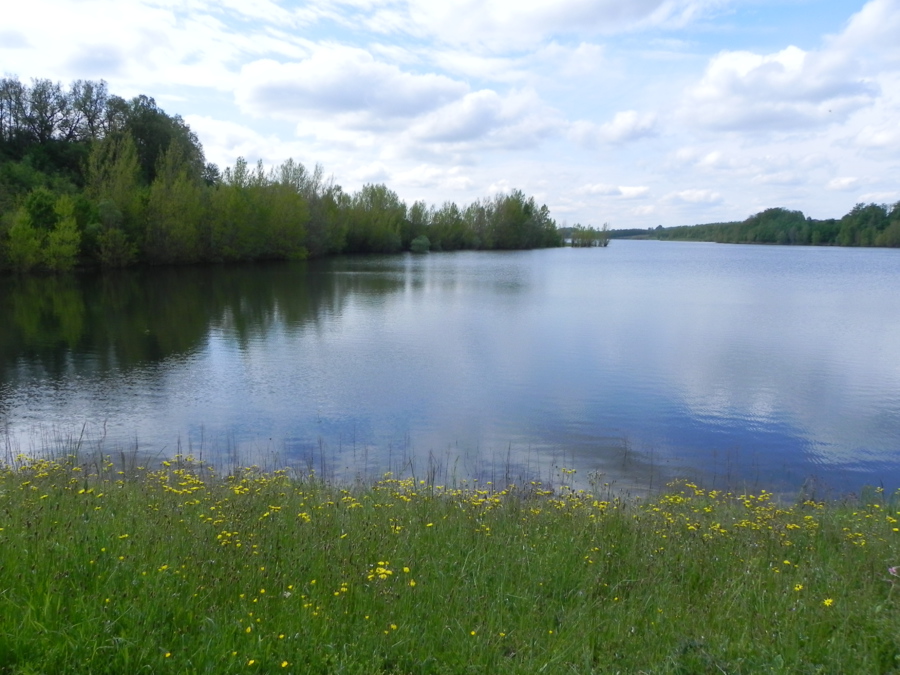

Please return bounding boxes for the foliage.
[410,235,431,253]
[85,133,145,246]
[44,194,82,271]
[567,223,610,247]
[345,183,406,254]
[120,94,205,185]
[2,457,900,674]
[144,142,203,264]
[96,227,137,268]
[654,203,900,248]
[0,76,563,274]
[4,207,42,272]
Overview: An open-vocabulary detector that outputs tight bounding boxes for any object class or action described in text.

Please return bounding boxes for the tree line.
[0,76,562,273]
[613,205,900,247]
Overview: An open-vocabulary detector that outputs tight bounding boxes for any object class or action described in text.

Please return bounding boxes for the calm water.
[2,241,899,495]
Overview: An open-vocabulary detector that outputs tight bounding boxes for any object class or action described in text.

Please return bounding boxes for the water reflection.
[2,244,900,496]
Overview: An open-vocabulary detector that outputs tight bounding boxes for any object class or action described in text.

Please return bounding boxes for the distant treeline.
[0,76,561,273]
[611,205,900,247]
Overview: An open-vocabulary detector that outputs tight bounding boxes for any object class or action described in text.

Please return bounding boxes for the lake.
[2,240,899,497]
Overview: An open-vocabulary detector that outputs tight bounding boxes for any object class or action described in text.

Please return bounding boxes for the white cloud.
[405,0,727,49]
[752,171,805,186]
[620,186,651,198]
[428,50,527,83]
[426,41,607,86]
[487,178,514,194]
[394,165,475,191]
[854,122,900,150]
[569,110,658,147]
[184,116,269,149]
[576,183,620,196]
[410,90,515,142]
[858,191,900,203]
[682,44,879,131]
[407,88,563,151]
[350,162,392,183]
[832,0,900,69]
[0,29,30,49]
[183,115,313,169]
[667,189,722,204]
[827,176,859,191]
[576,183,650,197]
[236,48,468,123]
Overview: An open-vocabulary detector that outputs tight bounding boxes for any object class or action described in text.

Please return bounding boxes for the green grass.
[1,453,900,674]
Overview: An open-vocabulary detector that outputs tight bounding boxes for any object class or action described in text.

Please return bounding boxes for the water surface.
[2,241,899,496]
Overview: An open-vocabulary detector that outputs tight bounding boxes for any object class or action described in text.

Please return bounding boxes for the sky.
[2,0,899,229]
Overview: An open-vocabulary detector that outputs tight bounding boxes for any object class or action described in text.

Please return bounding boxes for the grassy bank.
[1,454,899,674]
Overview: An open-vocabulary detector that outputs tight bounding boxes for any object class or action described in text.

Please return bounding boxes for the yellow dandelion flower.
[247,659,255,666]
[794,584,803,592]
[823,598,834,607]
[281,661,289,668]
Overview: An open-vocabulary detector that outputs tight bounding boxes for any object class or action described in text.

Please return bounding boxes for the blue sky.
[3,0,898,228]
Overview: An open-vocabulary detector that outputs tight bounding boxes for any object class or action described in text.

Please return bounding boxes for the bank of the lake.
[611,204,900,248]
[3,455,899,673]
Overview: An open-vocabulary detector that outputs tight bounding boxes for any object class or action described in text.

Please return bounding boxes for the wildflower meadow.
[1,452,899,673]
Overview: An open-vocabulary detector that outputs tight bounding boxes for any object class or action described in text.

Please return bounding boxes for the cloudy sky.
[3,0,899,228]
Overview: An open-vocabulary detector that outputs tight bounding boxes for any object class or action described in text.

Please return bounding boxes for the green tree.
[430,201,469,251]
[122,94,205,184]
[23,186,58,231]
[875,203,900,247]
[5,207,42,272]
[43,194,82,271]
[487,190,560,249]
[85,133,144,246]
[265,160,310,260]
[402,200,430,249]
[410,235,431,253]
[206,158,263,261]
[346,184,406,253]
[96,227,137,268]
[144,141,203,264]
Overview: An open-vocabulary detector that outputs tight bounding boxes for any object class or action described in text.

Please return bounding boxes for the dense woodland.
[611,204,900,247]
[0,77,561,273]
